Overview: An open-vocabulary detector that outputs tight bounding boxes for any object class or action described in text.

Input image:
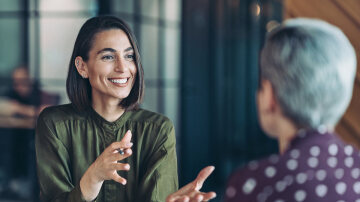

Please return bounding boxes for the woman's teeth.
[110,78,128,84]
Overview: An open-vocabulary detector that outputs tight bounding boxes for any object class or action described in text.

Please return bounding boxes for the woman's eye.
[101,55,114,60]
[125,54,135,61]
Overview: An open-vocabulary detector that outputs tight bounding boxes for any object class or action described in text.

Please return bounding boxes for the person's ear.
[74,56,88,78]
[259,79,277,113]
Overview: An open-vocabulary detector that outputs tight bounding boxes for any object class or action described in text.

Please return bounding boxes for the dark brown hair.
[66,15,144,111]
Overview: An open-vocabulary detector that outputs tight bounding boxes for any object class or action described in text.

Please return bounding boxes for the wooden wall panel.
[284,0,360,148]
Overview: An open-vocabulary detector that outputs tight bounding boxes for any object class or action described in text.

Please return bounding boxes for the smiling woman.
[35,16,178,202]
[75,29,138,121]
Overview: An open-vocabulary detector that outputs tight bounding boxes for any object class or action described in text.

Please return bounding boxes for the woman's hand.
[166,166,216,202]
[80,130,133,201]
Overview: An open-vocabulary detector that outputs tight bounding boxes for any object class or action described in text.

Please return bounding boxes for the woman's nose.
[115,58,125,72]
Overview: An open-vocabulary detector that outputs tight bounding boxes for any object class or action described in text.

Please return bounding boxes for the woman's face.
[83,29,137,104]
[256,79,277,138]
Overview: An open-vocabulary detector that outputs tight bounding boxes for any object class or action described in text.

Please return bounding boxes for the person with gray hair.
[166,18,358,202]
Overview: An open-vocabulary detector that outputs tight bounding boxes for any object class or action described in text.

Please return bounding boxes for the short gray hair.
[260,18,356,129]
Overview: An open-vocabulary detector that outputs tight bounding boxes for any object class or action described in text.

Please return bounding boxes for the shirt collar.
[87,106,132,131]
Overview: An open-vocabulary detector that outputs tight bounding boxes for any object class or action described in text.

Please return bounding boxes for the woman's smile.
[108,77,130,86]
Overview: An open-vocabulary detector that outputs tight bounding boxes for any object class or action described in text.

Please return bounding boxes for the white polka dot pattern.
[296,172,307,184]
[284,175,294,186]
[351,168,360,179]
[335,182,347,195]
[327,156,337,168]
[310,146,320,156]
[294,190,306,202]
[269,154,280,164]
[344,145,353,156]
[354,182,360,194]
[307,157,318,168]
[226,186,237,198]
[290,149,300,159]
[257,192,266,202]
[263,185,273,196]
[265,166,276,178]
[242,178,256,194]
[225,131,360,201]
[315,184,327,197]
[334,168,344,180]
[275,180,286,192]
[287,159,298,170]
[344,157,354,168]
[315,170,326,181]
[328,144,338,156]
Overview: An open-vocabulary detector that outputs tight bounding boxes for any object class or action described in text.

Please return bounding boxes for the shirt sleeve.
[35,110,87,202]
[135,119,179,202]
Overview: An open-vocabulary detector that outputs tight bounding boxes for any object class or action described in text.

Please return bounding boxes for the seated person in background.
[0,66,58,127]
[0,66,39,118]
[0,66,44,198]
[167,18,359,201]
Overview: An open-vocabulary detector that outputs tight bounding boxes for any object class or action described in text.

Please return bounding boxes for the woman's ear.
[258,79,277,113]
[74,56,88,78]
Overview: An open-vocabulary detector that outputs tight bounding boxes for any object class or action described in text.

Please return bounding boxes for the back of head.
[260,18,357,129]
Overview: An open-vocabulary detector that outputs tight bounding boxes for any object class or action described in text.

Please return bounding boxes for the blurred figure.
[167,18,358,201]
[0,66,57,200]
[9,66,40,107]
[0,66,58,127]
[0,66,38,119]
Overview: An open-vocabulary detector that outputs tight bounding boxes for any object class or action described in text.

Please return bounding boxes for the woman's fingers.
[193,166,215,190]
[177,196,190,202]
[106,130,133,153]
[187,191,216,202]
[121,130,132,143]
[201,192,217,201]
[109,148,132,162]
[111,162,130,171]
[108,141,133,153]
[167,195,190,202]
[171,166,215,197]
[112,172,127,185]
[189,194,203,202]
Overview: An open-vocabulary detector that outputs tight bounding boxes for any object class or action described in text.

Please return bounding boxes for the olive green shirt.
[35,104,178,202]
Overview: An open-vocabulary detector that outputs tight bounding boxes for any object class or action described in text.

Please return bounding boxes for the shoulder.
[127,108,174,128]
[38,103,85,124]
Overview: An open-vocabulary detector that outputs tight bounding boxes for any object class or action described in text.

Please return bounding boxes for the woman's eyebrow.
[124,47,133,52]
[97,48,116,55]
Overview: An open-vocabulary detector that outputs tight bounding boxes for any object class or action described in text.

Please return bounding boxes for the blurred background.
[0,0,359,201]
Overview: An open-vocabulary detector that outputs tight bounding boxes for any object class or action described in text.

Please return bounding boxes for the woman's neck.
[92,97,125,122]
[276,118,298,155]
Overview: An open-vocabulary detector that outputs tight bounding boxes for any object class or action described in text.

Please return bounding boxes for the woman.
[36,16,178,202]
[167,18,359,201]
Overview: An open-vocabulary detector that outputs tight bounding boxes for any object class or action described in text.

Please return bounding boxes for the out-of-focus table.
[0,115,38,201]
[0,116,36,129]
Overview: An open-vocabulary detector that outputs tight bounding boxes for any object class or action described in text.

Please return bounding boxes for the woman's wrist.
[80,165,104,201]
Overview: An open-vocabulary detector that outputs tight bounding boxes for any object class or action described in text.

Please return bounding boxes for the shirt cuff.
[70,183,95,202]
